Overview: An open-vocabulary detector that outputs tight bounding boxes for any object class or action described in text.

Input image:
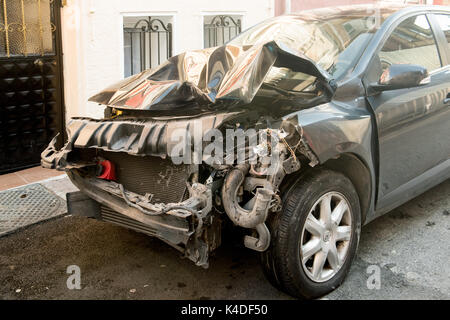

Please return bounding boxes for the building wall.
[275,0,430,16]
[275,0,374,14]
[61,0,274,120]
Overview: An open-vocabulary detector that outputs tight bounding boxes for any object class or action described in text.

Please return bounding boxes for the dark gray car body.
[41,5,450,267]
[291,5,450,224]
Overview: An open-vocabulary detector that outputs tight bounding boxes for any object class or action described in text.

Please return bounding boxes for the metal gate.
[204,15,242,48]
[0,0,64,174]
[124,17,172,77]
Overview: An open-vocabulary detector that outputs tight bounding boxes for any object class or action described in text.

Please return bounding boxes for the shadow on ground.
[0,180,448,300]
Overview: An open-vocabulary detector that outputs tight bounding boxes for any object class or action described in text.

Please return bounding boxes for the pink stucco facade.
[275,0,428,15]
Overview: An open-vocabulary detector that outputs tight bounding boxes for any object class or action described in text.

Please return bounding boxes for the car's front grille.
[99,151,193,204]
[100,205,158,236]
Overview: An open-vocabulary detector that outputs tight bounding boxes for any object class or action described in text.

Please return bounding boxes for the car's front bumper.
[65,169,216,268]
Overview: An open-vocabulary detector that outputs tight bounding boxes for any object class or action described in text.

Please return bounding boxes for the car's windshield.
[229,12,392,79]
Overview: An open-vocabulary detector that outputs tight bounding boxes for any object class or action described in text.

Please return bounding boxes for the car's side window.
[434,14,450,53]
[379,15,442,73]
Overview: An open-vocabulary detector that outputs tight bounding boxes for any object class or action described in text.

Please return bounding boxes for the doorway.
[0,0,64,174]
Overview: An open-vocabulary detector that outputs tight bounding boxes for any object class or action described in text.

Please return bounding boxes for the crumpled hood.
[89,40,334,112]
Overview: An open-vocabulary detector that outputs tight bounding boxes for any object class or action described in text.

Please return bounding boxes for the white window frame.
[200,11,246,49]
[119,11,177,78]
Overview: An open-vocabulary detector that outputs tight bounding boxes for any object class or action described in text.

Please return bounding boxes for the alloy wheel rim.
[300,192,353,283]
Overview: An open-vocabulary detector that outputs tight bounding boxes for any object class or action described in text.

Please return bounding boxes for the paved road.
[0,179,449,300]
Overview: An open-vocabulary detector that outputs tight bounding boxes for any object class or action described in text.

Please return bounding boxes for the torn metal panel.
[89,40,334,112]
[286,102,373,165]
[41,112,237,170]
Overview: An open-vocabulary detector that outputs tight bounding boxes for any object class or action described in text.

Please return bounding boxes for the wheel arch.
[322,153,371,224]
[282,153,372,225]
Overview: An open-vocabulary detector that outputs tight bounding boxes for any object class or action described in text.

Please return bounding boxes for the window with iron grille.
[204,15,242,48]
[123,16,172,77]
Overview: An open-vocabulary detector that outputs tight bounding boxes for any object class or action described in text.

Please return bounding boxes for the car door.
[365,13,450,212]
[431,13,450,63]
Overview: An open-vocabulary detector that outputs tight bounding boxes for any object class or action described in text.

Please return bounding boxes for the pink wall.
[292,0,376,12]
[275,0,427,16]
[274,0,285,15]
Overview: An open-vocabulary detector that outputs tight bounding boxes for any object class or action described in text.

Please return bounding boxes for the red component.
[98,160,116,181]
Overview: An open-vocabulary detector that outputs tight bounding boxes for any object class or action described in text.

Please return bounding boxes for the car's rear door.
[365,13,450,213]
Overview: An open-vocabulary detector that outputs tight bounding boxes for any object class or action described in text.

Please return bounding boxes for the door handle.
[444,93,450,105]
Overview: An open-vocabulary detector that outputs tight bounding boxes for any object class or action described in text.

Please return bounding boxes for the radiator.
[99,151,193,204]
[100,205,158,237]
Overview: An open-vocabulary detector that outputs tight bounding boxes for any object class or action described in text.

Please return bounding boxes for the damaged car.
[42,5,450,299]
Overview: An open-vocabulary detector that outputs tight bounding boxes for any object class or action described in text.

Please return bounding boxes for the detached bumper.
[66,170,215,268]
[40,115,225,268]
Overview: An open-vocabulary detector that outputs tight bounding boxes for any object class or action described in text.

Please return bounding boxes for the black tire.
[260,168,361,299]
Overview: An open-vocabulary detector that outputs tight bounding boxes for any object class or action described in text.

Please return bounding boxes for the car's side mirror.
[368,64,429,95]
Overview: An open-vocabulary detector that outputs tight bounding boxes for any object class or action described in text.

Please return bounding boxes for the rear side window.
[379,15,442,72]
[434,14,450,52]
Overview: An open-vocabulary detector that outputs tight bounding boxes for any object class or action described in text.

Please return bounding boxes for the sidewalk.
[0,166,65,192]
[0,167,78,237]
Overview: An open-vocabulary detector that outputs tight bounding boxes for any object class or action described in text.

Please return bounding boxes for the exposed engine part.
[222,164,274,229]
[244,223,271,252]
[221,128,302,252]
[281,118,319,167]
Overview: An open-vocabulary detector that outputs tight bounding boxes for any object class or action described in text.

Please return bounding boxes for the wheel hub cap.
[323,231,332,243]
[300,192,353,283]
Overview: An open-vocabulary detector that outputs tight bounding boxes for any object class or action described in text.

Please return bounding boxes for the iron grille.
[124,16,172,77]
[0,0,57,57]
[204,15,242,48]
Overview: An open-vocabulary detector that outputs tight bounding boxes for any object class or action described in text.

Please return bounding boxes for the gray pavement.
[0,176,448,300]
[0,181,68,237]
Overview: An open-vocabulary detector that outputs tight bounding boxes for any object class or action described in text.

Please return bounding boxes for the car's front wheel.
[260,169,361,299]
